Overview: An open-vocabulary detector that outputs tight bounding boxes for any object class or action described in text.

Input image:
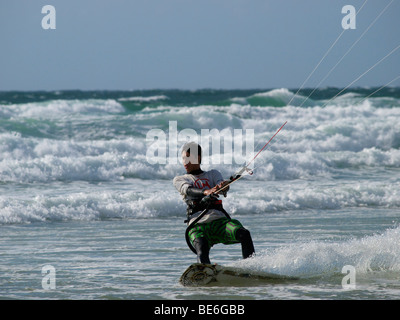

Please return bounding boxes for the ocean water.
[0,88,399,300]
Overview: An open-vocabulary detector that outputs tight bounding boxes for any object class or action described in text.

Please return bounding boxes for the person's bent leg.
[236,227,255,259]
[192,237,211,264]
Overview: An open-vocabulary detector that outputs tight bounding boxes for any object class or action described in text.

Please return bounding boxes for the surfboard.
[179,263,298,287]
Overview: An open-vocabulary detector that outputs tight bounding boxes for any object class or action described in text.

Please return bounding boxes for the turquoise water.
[1,88,399,299]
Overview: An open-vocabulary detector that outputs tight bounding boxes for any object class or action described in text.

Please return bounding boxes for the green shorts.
[188,218,244,248]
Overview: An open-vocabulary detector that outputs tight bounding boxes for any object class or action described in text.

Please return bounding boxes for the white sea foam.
[0,180,182,224]
[1,116,400,183]
[0,135,153,182]
[0,99,124,119]
[1,175,399,224]
[230,88,316,107]
[118,95,168,102]
[232,225,400,277]
[1,91,399,223]
[223,178,400,215]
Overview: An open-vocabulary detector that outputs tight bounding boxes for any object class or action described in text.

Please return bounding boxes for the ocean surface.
[0,88,399,300]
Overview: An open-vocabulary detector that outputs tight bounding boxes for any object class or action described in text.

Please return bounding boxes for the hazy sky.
[1,0,399,90]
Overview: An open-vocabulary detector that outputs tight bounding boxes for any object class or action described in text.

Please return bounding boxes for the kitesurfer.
[173,142,255,264]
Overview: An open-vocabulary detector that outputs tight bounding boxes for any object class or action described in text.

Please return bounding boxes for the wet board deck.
[179,263,298,287]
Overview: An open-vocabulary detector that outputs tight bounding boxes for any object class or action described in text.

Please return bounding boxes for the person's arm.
[186,187,205,199]
[174,175,207,199]
[173,176,191,196]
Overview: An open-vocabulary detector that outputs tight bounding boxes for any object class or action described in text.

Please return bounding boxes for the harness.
[184,195,231,254]
[184,199,223,223]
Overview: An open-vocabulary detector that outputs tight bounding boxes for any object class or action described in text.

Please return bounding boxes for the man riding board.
[173,141,255,264]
